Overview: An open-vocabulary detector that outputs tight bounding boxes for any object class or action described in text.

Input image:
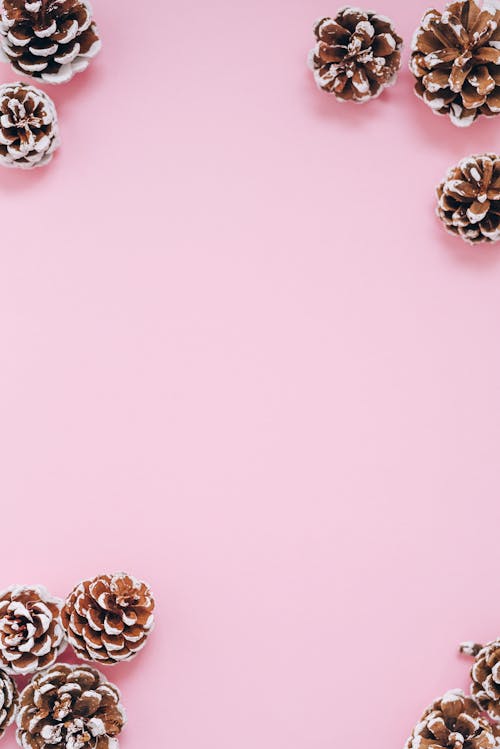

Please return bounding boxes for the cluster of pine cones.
[405,638,500,749]
[0,572,155,748]
[308,1,500,124]
[309,1,500,246]
[0,0,101,169]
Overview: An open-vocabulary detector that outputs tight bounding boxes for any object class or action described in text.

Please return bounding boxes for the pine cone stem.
[459,642,484,657]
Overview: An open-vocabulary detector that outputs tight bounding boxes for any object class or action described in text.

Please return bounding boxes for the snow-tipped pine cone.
[16,663,126,749]
[410,1,500,127]
[437,153,500,244]
[0,82,59,168]
[61,573,155,665]
[459,640,500,721]
[0,669,18,739]
[0,586,65,676]
[308,7,403,102]
[0,0,101,84]
[405,689,500,749]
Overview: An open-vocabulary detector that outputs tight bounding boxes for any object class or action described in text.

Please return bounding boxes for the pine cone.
[308,8,403,102]
[16,663,126,749]
[0,669,18,739]
[459,639,500,721]
[0,0,101,84]
[406,689,500,749]
[0,82,59,168]
[0,585,66,676]
[61,573,155,665]
[437,153,500,244]
[410,1,500,127]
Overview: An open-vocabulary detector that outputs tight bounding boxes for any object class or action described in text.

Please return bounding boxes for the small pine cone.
[466,640,500,721]
[0,0,101,84]
[16,663,126,749]
[410,1,500,127]
[308,8,403,102]
[61,573,155,665]
[0,586,66,676]
[437,153,500,244]
[0,669,18,739]
[0,82,59,168]
[406,689,500,749]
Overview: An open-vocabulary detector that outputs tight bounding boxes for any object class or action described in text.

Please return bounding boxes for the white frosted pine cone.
[0,82,59,168]
[308,8,403,102]
[0,585,66,675]
[406,689,500,749]
[437,153,500,244]
[0,0,101,84]
[16,663,126,749]
[62,573,155,665]
[0,669,18,739]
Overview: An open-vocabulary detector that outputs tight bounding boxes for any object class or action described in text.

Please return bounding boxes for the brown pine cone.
[16,663,126,749]
[0,586,66,676]
[459,639,500,721]
[410,1,500,127]
[405,689,500,749]
[437,153,500,244]
[0,82,59,168]
[0,669,18,739]
[61,573,155,665]
[0,0,101,84]
[308,8,403,102]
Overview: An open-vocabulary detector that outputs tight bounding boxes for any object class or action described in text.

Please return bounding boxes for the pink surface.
[1,0,500,747]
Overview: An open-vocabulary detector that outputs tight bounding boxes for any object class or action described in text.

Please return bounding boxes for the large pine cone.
[437,153,500,244]
[406,689,500,749]
[0,669,18,739]
[0,82,59,168]
[61,573,155,665]
[0,0,101,84]
[308,8,403,102]
[410,1,500,127]
[0,586,65,676]
[16,663,126,749]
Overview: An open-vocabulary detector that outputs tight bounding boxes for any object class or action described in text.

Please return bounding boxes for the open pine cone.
[406,689,500,749]
[308,8,403,102]
[0,669,18,739]
[437,153,500,244]
[0,82,59,168]
[16,663,126,749]
[410,1,500,127]
[0,0,101,84]
[460,640,500,721]
[0,586,65,676]
[61,573,155,665]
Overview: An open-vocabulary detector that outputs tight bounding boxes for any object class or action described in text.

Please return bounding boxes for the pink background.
[1,0,500,746]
